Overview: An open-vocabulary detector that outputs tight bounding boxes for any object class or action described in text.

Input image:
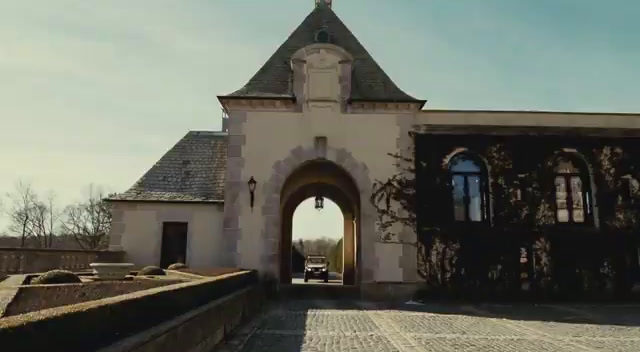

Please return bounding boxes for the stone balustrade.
[0,247,125,274]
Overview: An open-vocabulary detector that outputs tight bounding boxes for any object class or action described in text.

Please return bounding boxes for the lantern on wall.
[315,195,324,211]
[248,177,257,211]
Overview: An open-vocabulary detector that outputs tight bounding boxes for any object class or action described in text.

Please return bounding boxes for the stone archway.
[259,145,377,286]
[280,160,360,285]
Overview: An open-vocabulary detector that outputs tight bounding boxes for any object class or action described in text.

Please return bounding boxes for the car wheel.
[304,274,308,282]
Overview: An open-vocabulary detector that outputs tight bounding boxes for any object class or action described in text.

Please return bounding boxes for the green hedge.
[0,270,258,352]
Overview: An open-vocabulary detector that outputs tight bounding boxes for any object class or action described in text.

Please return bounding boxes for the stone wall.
[222,102,417,284]
[109,202,224,269]
[0,270,259,352]
[0,247,124,274]
[99,285,264,352]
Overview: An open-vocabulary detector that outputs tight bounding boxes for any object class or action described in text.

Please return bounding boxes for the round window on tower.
[315,29,330,43]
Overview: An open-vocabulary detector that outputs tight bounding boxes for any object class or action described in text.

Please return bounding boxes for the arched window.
[315,28,330,43]
[552,154,592,224]
[449,153,489,223]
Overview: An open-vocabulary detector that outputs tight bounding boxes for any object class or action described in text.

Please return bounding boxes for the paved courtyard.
[219,299,640,352]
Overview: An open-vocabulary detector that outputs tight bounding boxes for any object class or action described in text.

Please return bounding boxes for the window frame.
[551,154,593,226]
[449,153,490,224]
[620,175,635,203]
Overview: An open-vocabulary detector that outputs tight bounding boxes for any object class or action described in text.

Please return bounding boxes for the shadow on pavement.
[383,300,640,327]
[224,293,640,351]
[227,298,640,352]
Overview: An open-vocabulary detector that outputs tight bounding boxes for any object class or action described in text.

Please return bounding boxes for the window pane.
[555,176,569,222]
[557,209,569,222]
[468,175,482,222]
[554,157,580,173]
[571,176,584,222]
[452,175,465,221]
[450,155,481,173]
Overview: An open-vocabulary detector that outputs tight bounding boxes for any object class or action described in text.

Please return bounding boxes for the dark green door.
[160,222,188,269]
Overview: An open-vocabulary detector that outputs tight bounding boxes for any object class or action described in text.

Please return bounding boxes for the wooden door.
[160,222,188,269]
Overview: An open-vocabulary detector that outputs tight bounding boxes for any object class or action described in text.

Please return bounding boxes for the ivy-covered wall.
[416,134,640,231]
[410,133,640,300]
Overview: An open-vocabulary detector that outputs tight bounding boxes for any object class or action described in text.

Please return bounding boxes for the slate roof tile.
[108,131,226,202]
[226,5,420,102]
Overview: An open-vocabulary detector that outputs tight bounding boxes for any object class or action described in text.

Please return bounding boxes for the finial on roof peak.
[315,0,332,8]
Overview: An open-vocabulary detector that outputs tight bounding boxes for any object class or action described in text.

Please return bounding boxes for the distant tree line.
[293,237,343,273]
[0,180,112,250]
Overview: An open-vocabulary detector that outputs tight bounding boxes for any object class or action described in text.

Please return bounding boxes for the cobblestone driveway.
[219,300,640,351]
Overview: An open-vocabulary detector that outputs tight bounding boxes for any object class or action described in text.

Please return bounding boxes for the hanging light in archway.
[314,195,324,211]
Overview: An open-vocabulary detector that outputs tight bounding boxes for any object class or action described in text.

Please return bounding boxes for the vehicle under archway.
[292,197,344,284]
[280,160,360,285]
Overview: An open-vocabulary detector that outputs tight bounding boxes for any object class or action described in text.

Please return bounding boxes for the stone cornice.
[218,97,297,112]
[412,124,640,137]
[420,109,640,116]
[347,101,424,114]
[218,97,425,113]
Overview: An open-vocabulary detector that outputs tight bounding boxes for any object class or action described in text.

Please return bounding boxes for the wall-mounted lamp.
[248,176,257,211]
[315,195,324,211]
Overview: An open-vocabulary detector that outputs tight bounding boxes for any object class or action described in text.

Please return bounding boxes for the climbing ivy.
[371,133,640,300]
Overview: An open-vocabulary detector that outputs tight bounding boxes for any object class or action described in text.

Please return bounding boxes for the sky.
[0,0,639,235]
[293,198,343,241]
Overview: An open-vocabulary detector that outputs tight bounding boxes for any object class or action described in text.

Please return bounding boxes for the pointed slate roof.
[109,131,226,202]
[225,5,420,102]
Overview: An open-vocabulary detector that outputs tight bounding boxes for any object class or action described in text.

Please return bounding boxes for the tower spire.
[315,0,332,8]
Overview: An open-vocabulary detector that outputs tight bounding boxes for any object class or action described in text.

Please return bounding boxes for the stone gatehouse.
[107,1,640,297]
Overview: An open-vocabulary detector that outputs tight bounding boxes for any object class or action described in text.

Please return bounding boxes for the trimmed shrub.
[138,266,165,276]
[32,270,81,285]
[167,263,188,270]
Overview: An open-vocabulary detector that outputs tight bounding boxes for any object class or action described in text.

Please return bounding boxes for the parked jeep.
[304,255,329,283]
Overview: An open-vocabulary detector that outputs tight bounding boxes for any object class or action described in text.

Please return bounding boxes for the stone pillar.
[108,206,125,251]
[343,214,355,285]
[280,212,292,284]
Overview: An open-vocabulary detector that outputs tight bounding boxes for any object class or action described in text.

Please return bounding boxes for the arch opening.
[292,197,344,284]
[280,160,360,286]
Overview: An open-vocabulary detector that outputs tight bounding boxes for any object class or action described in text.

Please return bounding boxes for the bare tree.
[60,184,112,250]
[4,181,61,248]
[30,192,59,248]
[4,181,37,247]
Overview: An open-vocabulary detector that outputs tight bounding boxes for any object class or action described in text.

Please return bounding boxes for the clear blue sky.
[1,0,639,234]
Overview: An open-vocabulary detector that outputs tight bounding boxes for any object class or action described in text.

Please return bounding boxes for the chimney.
[315,0,332,8]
